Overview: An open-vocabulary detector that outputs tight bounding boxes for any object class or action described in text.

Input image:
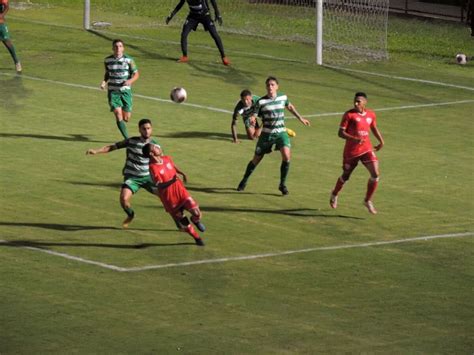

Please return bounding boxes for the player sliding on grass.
[231,89,261,143]
[236,76,310,195]
[329,92,384,214]
[231,89,297,143]
[86,118,159,228]
[142,143,206,246]
[100,39,140,139]
[0,0,21,73]
[165,0,230,66]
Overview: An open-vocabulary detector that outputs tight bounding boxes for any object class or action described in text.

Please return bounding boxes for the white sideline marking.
[1,232,472,272]
[1,72,472,118]
[305,99,474,118]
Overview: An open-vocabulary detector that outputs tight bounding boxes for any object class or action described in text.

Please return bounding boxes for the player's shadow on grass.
[0,75,33,112]
[68,181,123,190]
[0,221,167,232]
[88,30,177,62]
[161,131,243,141]
[201,206,363,219]
[0,133,108,143]
[1,240,195,249]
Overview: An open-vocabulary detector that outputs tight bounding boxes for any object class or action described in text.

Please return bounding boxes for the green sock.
[6,43,19,64]
[242,161,256,183]
[280,161,290,186]
[123,207,134,218]
[116,120,128,139]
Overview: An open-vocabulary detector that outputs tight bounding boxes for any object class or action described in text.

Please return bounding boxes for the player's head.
[142,143,162,159]
[112,39,125,57]
[265,76,279,97]
[240,89,252,107]
[354,92,367,112]
[138,118,153,138]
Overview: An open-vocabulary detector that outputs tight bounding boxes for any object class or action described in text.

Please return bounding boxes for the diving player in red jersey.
[329,92,384,214]
[142,143,205,246]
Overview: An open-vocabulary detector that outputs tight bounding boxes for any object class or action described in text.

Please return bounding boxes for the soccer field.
[1,1,473,353]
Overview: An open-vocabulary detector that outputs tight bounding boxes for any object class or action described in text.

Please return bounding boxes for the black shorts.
[184,14,215,32]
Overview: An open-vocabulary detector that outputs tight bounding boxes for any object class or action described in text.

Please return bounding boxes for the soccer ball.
[455,53,467,65]
[170,87,187,103]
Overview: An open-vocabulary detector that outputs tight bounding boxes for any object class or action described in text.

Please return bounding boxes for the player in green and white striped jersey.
[86,118,159,228]
[237,76,310,195]
[100,39,140,139]
[231,89,261,143]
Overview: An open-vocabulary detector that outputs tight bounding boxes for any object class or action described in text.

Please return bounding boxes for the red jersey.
[0,0,8,5]
[340,108,377,159]
[149,156,194,214]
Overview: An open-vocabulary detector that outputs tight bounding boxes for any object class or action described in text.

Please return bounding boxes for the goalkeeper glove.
[215,15,223,26]
[165,15,173,24]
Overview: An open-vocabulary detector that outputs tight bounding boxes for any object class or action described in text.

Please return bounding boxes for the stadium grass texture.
[1,1,473,353]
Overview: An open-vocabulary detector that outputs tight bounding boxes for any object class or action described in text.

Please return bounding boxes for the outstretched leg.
[120,187,135,228]
[237,154,264,191]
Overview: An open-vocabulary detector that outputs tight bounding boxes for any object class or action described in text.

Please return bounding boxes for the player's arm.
[166,0,185,24]
[86,140,125,155]
[124,65,139,87]
[287,103,310,126]
[100,63,109,90]
[231,105,240,143]
[1,1,9,16]
[371,125,384,151]
[210,0,223,25]
[175,165,188,184]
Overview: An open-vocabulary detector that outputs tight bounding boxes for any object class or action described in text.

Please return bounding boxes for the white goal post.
[83,0,389,65]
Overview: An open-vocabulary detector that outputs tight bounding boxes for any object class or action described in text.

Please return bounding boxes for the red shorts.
[158,179,198,216]
[343,150,378,170]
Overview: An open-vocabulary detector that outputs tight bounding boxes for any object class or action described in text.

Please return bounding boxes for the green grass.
[1,2,474,353]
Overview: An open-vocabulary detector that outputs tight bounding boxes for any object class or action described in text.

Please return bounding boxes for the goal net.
[81,0,388,65]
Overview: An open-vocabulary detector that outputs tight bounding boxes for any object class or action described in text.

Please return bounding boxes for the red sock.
[332,177,345,195]
[365,177,379,201]
[186,225,200,239]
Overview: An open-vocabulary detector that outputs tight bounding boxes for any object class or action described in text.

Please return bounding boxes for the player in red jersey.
[329,92,384,214]
[142,143,205,246]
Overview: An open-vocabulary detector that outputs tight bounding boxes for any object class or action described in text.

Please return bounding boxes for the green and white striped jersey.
[256,93,289,135]
[233,95,260,121]
[104,54,138,92]
[116,137,159,178]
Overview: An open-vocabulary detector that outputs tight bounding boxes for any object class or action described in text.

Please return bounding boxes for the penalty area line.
[1,72,471,118]
[1,232,472,273]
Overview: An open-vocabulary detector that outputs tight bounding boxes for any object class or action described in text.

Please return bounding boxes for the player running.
[86,118,159,228]
[101,39,140,139]
[0,0,21,73]
[165,0,230,66]
[329,92,384,214]
[142,143,206,246]
[236,76,310,195]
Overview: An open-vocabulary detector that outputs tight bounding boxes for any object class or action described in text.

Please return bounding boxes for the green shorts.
[108,89,133,112]
[255,132,291,156]
[0,24,11,41]
[122,175,156,194]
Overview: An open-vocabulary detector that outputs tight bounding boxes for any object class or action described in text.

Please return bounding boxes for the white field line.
[1,72,473,118]
[11,15,474,81]
[1,232,472,272]
[305,99,474,118]
[324,64,474,92]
